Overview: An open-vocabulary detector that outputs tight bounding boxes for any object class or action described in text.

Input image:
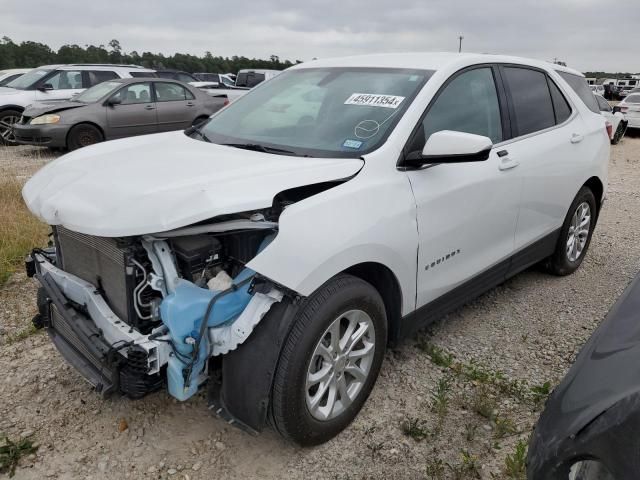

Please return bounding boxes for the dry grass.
[0,178,49,286]
[0,146,53,287]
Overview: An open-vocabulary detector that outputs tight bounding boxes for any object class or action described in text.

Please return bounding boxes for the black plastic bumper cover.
[36,270,122,396]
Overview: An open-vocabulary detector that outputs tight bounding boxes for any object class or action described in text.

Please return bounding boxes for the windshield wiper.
[222,143,305,156]
[186,126,212,143]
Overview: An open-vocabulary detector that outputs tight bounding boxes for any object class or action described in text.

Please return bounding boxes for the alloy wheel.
[0,115,20,143]
[566,202,591,262]
[305,309,376,421]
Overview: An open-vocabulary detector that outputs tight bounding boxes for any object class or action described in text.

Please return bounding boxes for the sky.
[1,0,639,73]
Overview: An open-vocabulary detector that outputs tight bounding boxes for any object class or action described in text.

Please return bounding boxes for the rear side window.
[625,94,640,104]
[154,82,194,101]
[87,70,119,87]
[548,79,573,122]
[557,71,600,114]
[503,67,555,136]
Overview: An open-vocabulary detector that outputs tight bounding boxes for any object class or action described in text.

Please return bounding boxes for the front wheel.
[545,186,597,276]
[0,109,22,146]
[67,123,103,151]
[611,122,627,145]
[270,274,387,445]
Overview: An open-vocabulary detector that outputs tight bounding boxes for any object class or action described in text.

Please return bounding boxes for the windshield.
[75,81,122,103]
[6,68,52,90]
[196,67,432,157]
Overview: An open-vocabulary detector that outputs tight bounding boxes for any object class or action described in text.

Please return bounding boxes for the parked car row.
[12,78,223,150]
[0,63,282,148]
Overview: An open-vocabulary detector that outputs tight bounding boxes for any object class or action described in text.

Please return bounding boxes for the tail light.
[223,98,230,107]
[605,121,613,139]
[619,106,629,113]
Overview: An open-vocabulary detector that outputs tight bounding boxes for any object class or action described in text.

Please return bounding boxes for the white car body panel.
[22,131,364,237]
[23,52,609,320]
[619,94,640,128]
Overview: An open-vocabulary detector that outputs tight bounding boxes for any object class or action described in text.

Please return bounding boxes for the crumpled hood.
[23,100,85,118]
[23,131,364,237]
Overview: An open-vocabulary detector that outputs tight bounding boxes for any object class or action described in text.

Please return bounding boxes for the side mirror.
[106,96,122,106]
[38,83,53,92]
[403,130,493,168]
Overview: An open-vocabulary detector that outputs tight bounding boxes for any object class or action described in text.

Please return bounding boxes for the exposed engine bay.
[30,207,288,402]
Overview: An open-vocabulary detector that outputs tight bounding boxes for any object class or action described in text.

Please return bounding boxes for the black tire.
[611,122,627,145]
[270,274,387,446]
[545,186,597,276]
[67,123,103,151]
[0,109,22,146]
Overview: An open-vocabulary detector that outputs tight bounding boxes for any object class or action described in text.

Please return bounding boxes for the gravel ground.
[1,134,640,480]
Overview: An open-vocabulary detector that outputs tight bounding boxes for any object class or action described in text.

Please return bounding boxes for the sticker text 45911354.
[344,93,405,109]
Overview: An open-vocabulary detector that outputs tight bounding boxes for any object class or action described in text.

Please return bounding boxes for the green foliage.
[0,435,38,478]
[431,376,452,418]
[0,37,299,73]
[417,341,454,368]
[401,416,430,442]
[504,439,528,479]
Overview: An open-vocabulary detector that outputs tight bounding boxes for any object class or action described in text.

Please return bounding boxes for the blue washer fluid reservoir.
[161,267,255,401]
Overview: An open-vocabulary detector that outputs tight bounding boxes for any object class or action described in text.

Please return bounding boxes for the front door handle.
[186,102,195,107]
[144,105,155,110]
[570,133,584,143]
[497,150,520,171]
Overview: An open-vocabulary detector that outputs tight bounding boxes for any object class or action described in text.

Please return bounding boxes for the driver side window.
[410,68,502,153]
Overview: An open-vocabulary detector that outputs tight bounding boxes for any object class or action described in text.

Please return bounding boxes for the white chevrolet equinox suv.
[23,53,609,445]
[0,64,156,145]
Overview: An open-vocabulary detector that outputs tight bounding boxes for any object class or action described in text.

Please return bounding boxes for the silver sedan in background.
[13,77,225,150]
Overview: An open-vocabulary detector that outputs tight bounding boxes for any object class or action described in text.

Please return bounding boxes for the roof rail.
[67,64,149,69]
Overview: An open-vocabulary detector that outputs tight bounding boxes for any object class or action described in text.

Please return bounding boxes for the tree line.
[0,37,301,73]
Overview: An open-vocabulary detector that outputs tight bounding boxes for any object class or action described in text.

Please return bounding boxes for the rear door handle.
[144,105,155,110]
[497,150,520,171]
[570,133,584,144]
[186,102,195,107]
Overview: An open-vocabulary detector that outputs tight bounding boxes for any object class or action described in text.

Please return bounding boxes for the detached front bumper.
[27,250,168,398]
[13,123,69,147]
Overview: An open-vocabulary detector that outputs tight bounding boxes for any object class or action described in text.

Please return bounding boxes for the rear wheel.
[611,122,626,145]
[0,109,22,146]
[270,274,387,445]
[545,186,597,276]
[67,124,103,150]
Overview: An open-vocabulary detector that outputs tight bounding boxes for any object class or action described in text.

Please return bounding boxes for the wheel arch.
[343,262,403,345]
[583,176,604,217]
[0,105,24,113]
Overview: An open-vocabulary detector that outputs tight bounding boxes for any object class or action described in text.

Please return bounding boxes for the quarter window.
[411,67,503,151]
[556,71,600,114]
[503,67,555,136]
[548,79,573,122]
[154,82,194,101]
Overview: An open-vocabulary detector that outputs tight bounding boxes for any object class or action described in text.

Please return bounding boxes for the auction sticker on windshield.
[344,93,405,109]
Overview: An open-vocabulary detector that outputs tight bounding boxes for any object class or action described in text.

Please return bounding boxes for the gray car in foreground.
[14,77,225,150]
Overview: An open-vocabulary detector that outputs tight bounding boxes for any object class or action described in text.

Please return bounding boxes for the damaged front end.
[27,209,290,430]
[527,272,640,479]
